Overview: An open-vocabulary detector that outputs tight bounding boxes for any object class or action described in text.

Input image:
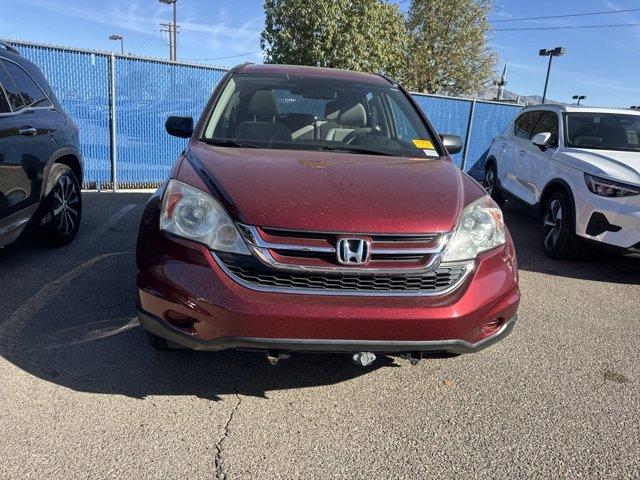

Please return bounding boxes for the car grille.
[237,224,447,272]
[216,253,471,295]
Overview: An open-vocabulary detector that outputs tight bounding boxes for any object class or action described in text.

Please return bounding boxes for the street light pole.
[572,95,586,105]
[108,34,124,55]
[539,47,565,104]
[542,54,553,103]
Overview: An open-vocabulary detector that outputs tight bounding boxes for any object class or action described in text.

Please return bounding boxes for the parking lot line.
[79,203,137,248]
[0,251,126,340]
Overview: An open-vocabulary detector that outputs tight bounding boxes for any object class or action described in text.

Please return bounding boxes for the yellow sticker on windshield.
[412,139,434,149]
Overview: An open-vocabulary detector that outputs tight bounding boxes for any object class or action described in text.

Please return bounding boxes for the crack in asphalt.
[214,384,242,480]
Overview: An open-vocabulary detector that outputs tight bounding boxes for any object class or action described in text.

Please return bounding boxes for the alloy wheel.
[483,169,495,195]
[52,175,80,236]
[543,199,562,250]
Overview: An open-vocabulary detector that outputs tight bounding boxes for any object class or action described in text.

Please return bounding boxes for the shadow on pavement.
[0,192,637,400]
[0,193,393,400]
[0,252,394,401]
[503,202,640,285]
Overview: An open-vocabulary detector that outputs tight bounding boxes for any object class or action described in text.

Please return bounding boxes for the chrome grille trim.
[212,252,474,297]
[237,224,450,274]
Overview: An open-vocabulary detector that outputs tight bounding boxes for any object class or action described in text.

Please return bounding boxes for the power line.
[494,22,640,32]
[491,7,640,23]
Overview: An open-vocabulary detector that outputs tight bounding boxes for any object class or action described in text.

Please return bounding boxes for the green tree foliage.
[405,0,496,94]
[261,0,409,80]
[260,0,497,95]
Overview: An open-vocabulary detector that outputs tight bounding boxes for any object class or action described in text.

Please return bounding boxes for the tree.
[261,0,409,80]
[405,0,496,94]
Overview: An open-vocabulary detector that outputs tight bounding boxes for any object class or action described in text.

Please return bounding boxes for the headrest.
[325,100,341,120]
[338,102,367,127]
[285,112,317,124]
[248,90,278,117]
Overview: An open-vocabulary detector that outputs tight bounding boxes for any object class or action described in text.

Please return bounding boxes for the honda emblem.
[336,238,371,265]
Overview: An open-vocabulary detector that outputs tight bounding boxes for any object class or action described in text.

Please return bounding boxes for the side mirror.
[165,116,194,138]
[440,134,463,155]
[531,132,552,148]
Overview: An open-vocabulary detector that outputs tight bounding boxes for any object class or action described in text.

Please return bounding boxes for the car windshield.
[565,112,640,152]
[201,73,440,159]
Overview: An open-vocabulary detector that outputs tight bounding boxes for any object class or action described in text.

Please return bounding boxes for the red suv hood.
[186,144,476,234]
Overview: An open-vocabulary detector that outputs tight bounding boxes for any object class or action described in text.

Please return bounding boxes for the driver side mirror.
[439,134,463,155]
[165,116,194,138]
[531,132,552,149]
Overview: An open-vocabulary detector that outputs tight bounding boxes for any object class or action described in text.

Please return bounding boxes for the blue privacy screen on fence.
[15,43,113,186]
[465,101,523,178]
[114,57,225,186]
[412,94,473,168]
[9,39,522,188]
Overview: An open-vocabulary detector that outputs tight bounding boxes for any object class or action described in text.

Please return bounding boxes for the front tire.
[39,164,82,246]
[541,190,578,259]
[146,331,170,351]
[483,162,505,206]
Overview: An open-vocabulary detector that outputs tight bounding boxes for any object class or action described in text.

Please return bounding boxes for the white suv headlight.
[442,196,506,262]
[584,173,640,197]
[160,179,250,255]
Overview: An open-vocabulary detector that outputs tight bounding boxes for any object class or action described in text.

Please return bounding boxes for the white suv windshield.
[202,73,439,158]
[566,112,640,152]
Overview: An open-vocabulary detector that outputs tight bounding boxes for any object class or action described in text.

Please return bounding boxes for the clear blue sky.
[1,0,639,107]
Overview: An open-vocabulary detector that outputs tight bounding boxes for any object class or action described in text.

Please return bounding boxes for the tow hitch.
[402,352,423,365]
[266,349,290,365]
[352,352,376,366]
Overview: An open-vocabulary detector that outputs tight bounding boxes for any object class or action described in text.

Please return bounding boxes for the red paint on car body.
[136,64,520,356]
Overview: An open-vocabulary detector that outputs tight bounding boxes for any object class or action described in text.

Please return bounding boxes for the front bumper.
[574,184,640,251]
[137,227,519,355]
[139,309,517,354]
[136,190,520,354]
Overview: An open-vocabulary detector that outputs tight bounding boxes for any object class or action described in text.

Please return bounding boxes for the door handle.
[501,143,508,148]
[518,150,526,156]
[19,127,38,136]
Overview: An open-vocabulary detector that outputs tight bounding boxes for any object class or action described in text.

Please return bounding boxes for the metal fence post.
[460,99,476,172]
[108,53,117,192]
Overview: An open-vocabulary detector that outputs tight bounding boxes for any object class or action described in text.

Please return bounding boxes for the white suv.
[485,105,640,259]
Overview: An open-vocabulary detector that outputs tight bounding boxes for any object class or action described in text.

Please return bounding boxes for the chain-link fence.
[5,39,522,189]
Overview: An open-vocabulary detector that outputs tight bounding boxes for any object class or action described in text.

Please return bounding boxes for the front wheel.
[541,190,578,259]
[483,163,505,206]
[39,164,82,246]
[146,332,170,351]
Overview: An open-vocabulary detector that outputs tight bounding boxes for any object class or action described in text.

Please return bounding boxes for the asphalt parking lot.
[1,192,639,479]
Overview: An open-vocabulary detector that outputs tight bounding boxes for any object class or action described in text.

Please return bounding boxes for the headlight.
[160,179,250,255]
[584,173,640,197]
[442,196,505,262]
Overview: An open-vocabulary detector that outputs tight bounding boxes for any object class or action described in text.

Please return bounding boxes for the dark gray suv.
[0,41,83,247]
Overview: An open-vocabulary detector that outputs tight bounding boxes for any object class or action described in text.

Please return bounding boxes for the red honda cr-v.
[136,63,519,364]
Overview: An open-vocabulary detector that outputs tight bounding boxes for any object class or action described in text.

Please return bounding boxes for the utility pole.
[160,0,178,61]
[539,47,565,104]
[160,23,173,60]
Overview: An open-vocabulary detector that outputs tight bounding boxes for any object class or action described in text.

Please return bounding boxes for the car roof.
[233,63,392,85]
[521,104,640,116]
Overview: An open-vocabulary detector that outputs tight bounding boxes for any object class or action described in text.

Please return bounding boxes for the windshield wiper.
[201,138,260,149]
[316,145,396,156]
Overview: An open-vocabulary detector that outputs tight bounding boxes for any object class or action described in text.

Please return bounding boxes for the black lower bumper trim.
[586,212,622,237]
[138,310,517,355]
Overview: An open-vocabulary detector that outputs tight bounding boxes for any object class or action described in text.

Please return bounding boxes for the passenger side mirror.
[531,132,552,148]
[165,116,194,138]
[439,134,463,155]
